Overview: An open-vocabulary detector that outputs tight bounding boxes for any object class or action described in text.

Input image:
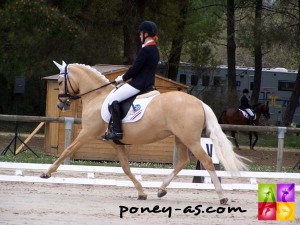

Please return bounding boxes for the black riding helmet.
[243,88,250,94]
[138,21,158,43]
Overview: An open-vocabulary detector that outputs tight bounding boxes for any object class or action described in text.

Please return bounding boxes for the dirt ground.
[0,134,299,224]
[0,176,299,225]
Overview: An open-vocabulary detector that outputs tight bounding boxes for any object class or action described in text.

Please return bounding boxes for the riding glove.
[115,75,123,84]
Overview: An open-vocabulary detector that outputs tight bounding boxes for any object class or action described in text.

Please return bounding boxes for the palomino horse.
[219,103,270,150]
[40,62,248,205]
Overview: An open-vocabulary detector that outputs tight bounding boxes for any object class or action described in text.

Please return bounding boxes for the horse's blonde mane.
[71,63,110,83]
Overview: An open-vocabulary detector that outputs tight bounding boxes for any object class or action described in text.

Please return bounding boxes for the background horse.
[219,102,270,150]
[41,62,248,205]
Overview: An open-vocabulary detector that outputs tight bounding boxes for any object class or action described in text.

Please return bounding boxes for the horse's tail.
[218,110,227,124]
[202,102,248,174]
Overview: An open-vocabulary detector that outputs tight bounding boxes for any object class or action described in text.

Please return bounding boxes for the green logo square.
[258,184,276,202]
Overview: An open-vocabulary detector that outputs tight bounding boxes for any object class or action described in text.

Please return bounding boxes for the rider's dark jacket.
[122,44,160,91]
[239,95,252,110]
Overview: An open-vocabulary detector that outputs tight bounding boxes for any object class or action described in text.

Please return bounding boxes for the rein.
[58,64,116,101]
[76,81,116,99]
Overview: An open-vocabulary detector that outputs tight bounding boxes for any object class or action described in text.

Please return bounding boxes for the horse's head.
[261,102,271,119]
[254,102,271,119]
[53,61,80,111]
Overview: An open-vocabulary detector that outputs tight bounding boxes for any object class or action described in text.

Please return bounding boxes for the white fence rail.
[0,162,299,191]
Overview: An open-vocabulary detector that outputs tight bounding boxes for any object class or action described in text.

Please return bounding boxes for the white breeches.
[245,108,254,117]
[108,83,140,105]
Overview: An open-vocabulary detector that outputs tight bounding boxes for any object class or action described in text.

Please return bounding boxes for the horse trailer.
[157,62,300,125]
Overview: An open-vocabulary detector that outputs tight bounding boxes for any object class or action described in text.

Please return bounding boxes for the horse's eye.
[58,81,63,86]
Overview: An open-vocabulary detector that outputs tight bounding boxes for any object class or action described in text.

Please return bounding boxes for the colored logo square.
[276,184,295,202]
[258,184,276,202]
[276,202,295,221]
[258,202,276,220]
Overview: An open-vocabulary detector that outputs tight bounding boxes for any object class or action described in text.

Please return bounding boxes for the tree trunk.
[122,0,146,65]
[282,0,300,126]
[227,0,237,107]
[282,68,300,126]
[250,0,263,105]
[167,0,188,81]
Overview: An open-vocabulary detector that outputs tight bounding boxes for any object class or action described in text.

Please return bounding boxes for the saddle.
[101,89,160,124]
[238,109,256,120]
[118,90,160,120]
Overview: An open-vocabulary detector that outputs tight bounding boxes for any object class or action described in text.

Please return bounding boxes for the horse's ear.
[53,60,66,74]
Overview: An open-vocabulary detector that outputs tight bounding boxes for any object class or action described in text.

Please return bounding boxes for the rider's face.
[139,32,149,43]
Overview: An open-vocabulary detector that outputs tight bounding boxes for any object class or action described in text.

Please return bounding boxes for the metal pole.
[276,127,287,172]
[63,117,74,165]
[173,140,178,168]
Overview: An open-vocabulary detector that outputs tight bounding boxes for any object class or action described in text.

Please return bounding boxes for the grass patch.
[230,132,300,148]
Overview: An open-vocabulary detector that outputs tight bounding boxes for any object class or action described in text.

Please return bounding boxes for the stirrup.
[101,130,123,141]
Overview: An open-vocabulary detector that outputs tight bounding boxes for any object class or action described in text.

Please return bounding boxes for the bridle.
[58,64,80,103]
[58,64,116,104]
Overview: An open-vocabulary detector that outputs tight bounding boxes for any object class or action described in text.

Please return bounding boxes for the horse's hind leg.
[158,137,190,198]
[231,131,240,150]
[113,144,147,200]
[251,132,258,150]
[187,141,228,205]
[249,132,252,149]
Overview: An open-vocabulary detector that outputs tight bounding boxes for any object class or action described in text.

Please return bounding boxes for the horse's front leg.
[40,134,86,178]
[113,144,147,200]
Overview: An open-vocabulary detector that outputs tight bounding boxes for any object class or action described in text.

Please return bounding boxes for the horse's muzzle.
[57,100,71,111]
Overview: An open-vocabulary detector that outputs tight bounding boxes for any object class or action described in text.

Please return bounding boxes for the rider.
[102,20,160,141]
[239,88,255,125]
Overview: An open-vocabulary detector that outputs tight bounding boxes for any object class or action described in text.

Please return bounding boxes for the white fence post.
[63,117,74,165]
[276,127,287,172]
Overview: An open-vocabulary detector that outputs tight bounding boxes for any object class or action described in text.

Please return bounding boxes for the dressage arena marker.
[0,162,299,191]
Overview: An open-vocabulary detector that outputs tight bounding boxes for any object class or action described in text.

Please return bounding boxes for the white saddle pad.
[101,90,159,124]
[238,109,256,120]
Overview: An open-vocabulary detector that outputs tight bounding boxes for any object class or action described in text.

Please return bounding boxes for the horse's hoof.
[40,173,50,179]
[157,188,167,198]
[138,194,147,200]
[220,198,228,205]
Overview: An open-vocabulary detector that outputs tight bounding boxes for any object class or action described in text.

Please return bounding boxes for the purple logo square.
[276,184,295,202]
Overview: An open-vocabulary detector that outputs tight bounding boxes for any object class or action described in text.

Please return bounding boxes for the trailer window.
[191,75,198,86]
[278,80,295,91]
[179,74,186,84]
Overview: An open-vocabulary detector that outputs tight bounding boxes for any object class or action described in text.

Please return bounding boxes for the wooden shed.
[43,64,188,163]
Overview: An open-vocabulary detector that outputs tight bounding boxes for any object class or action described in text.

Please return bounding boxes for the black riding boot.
[102,101,123,140]
[249,116,254,125]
